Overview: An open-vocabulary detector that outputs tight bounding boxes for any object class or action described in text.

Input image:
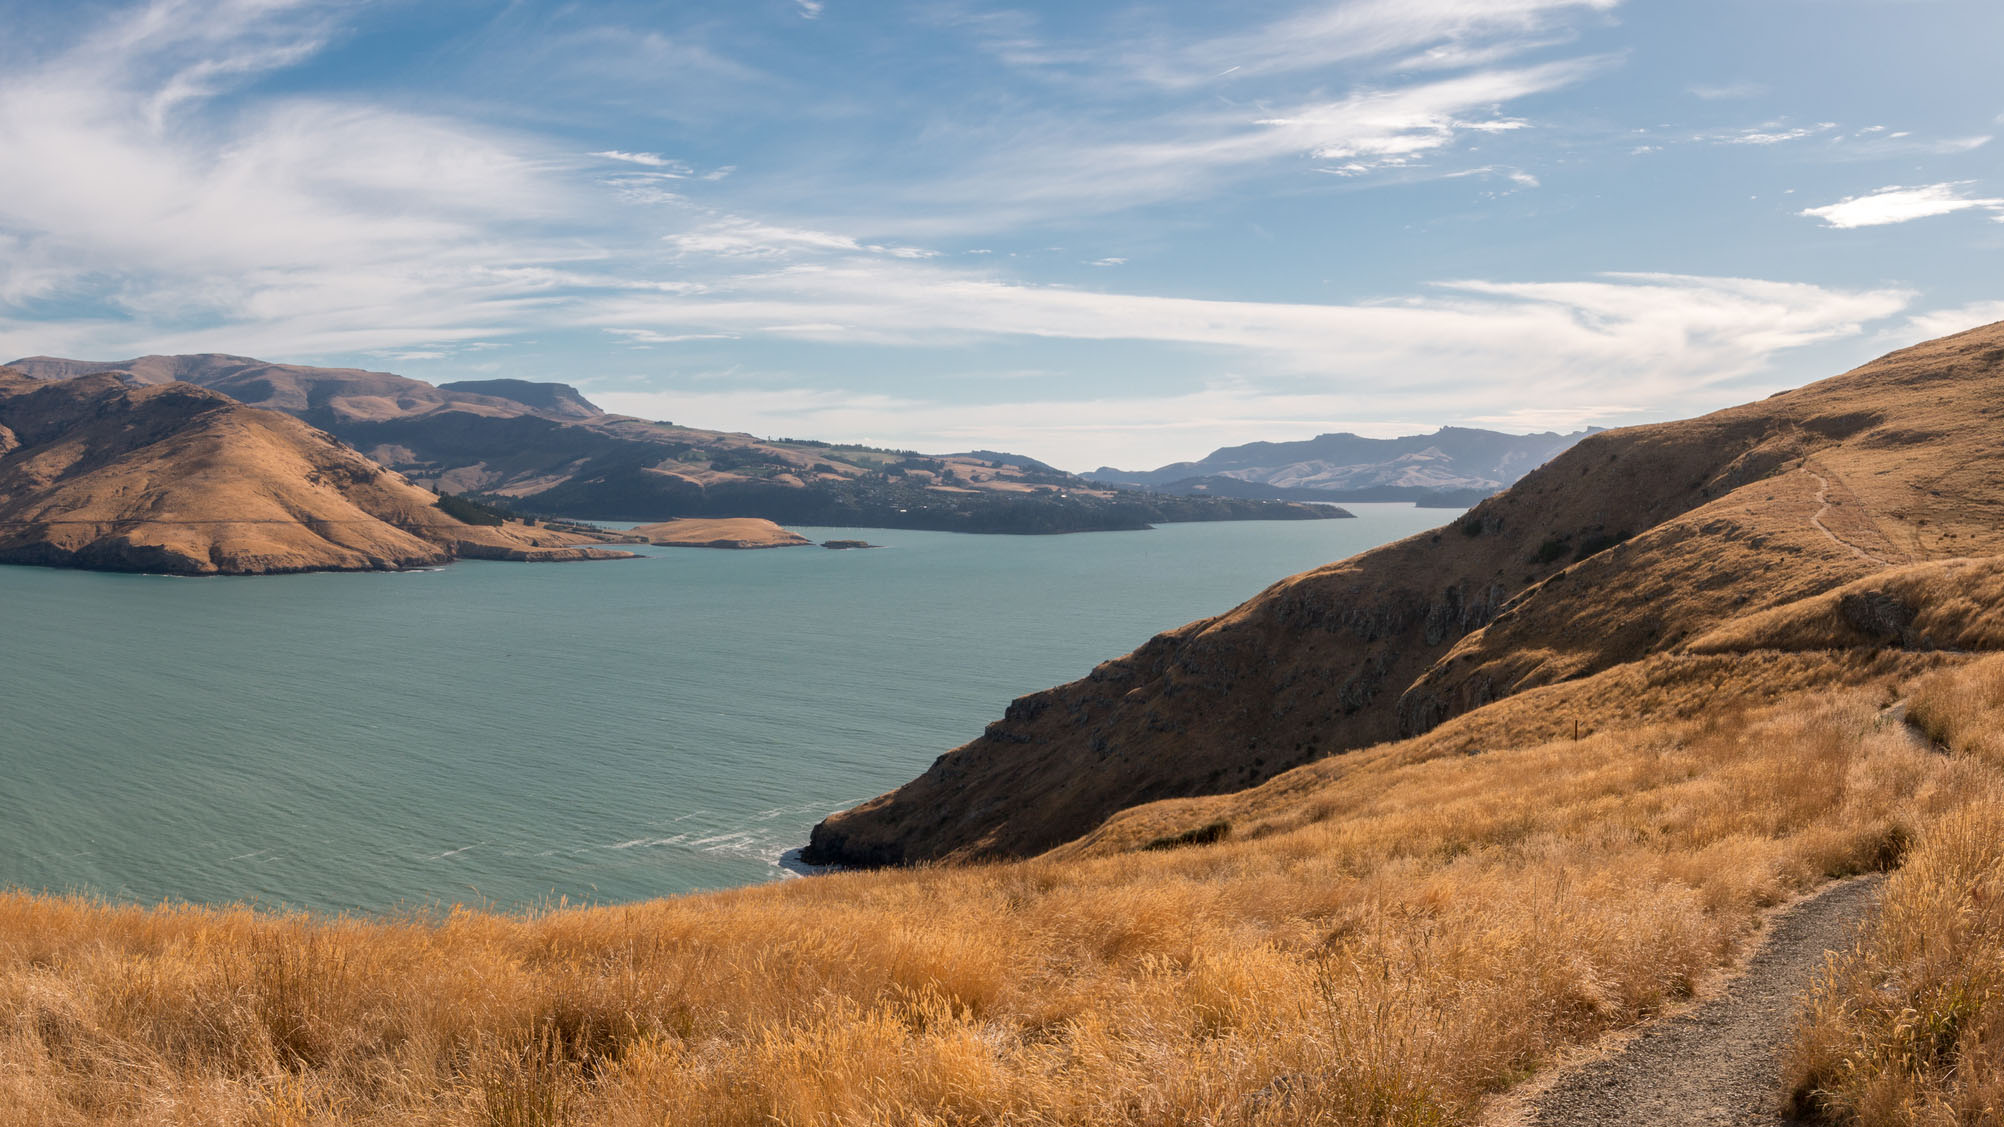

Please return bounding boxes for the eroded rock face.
[1840,592,1919,645]
[807,321,2004,867]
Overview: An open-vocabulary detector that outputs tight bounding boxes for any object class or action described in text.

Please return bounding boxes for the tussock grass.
[0,691,1984,1126]
[1907,653,2004,764]
[1791,656,2004,1123]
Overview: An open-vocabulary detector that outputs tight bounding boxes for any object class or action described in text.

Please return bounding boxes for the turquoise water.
[0,505,1451,914]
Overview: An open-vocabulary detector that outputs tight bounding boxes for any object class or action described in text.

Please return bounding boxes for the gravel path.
[1510,875,1883,1127]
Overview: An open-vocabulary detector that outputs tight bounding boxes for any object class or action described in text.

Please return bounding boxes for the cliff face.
[0,369,624,575]
[806,322,2004,866]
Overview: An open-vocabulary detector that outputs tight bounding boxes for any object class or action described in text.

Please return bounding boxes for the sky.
[0,0,1999,471]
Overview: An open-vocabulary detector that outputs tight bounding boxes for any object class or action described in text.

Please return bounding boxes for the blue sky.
[0,0,1999,469]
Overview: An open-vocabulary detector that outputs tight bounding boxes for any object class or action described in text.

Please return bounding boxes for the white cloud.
[919,56,1609,225]
[592,150,683,170]
[0,0,1948,472]
[583,265,1905,375]
[1443,164,1540,187]
[796,0,825,18]
[0,0,590,353]
[1717,122,1837,145]
[1800,183,2004,229]
[1131,0,1622,88]
[605,328,740,344]
[572,267,1909,465]
[659,216,938,261]
[665,219,864,258]
[1089,257,1128,267]
[1886,300,2004,345]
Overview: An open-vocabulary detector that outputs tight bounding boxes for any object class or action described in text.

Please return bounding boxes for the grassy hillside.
[0,369,626,575]
[3,677,1998,1125]
[1789,655,2004,1122]
[807,321,2004,867]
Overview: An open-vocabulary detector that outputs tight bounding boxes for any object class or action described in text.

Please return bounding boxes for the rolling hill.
[5,354,1338,533]
[0,367,629,575]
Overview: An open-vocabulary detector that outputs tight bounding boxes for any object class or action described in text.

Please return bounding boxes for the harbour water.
[0,505,1452,913]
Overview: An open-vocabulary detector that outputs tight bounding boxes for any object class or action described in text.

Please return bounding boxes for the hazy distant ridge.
[1092,425,1600,502]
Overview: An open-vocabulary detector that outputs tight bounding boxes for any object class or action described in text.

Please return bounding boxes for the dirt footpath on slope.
[1489,874,1883,1127]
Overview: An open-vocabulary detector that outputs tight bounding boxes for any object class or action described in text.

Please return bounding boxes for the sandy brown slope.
[806,321,2004,867]
[0,368,627,575]
[630,517,812,548]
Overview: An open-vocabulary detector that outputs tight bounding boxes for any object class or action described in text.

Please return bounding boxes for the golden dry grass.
[0,687,1988,1126]
[629,518,811,548]
[1790,656,2004,1124]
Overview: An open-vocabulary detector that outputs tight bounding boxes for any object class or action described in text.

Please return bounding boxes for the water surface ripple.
[0,507,1448,913]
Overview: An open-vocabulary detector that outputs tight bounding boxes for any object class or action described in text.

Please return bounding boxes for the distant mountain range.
[1091,426,1601,506]
[5,354,1337,534]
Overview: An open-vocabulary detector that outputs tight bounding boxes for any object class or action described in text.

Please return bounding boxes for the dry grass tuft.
[1790,656,2004,1124]
[1907,653,2004,764]
[0,686,1989,1125]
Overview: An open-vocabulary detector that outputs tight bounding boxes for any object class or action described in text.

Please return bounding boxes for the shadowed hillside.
[0,368,627,575]
[808,322,2004,866]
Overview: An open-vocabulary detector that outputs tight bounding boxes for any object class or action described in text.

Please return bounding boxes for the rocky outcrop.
[808,321,2004,867]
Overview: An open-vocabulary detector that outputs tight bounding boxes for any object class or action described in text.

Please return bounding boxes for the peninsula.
[0,367,632,575]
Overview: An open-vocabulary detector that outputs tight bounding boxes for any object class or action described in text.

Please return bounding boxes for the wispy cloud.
[796,0,825,18]
[1688,80,1765,100]
[1442,164,1541,188]
[914,55,1609,226]
[1882,300,2004,346]
[604,328,740,345]
[0,0,591,357]
[661,216,935,260]
[582,264,1905,412]
[592,150,683,169]
[586,271,1906,467]
[1800,182,2004,228]
[1126,0,1622,88]
[1717,121,1838,145]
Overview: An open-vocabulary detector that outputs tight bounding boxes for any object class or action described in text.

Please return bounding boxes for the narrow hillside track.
[1491,875,1883,1127]
[1804,465,1894,567]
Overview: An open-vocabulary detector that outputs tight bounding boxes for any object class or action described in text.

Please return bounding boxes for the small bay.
[0,505,1450,914]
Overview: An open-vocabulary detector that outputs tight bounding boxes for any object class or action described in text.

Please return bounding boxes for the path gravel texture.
[1517,875,1883,1127]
